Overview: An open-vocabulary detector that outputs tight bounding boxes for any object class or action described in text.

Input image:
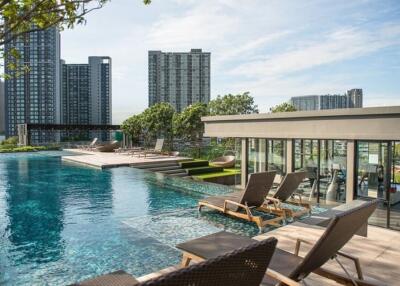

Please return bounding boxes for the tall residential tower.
[148,49,210,112]
[0,80,5,134]
[5,27,61,143]
[61,57,112,140]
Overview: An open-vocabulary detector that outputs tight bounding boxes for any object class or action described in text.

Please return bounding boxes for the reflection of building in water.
[3,156,114,263]
[5,156,65,261]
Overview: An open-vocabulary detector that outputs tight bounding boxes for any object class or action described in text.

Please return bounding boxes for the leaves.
[208,92,259,115]
[173,103,208,142]
[269,102,297,113]
[0,0,151,78]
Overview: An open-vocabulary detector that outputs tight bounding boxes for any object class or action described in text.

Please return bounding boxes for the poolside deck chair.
[138,139,166,158]
[199,171,286,230]
[78,138,98,150]
[96,141,120,152]
[177,199,380,286]
[71,237,278,286]
[260,171,311,219]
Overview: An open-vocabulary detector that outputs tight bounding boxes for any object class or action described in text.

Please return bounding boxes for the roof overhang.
[202,106,400,141]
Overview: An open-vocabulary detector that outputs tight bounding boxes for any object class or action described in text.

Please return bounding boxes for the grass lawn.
[193,168,240,180]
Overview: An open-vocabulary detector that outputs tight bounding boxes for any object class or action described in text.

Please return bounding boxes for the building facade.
[148,49,210,112]
[5,27,61,143]
[61,57,112,141]
[290,89,363,111]
[0,80,5,134]
[202,106,400,230]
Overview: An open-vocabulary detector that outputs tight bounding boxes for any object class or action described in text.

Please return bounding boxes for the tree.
[173,103,208,143]
[270,102,297,113]
[0,0,151,76]
[208,92,258,115]
[121,114,143,143]
[0,0,151,46]
[141,103,175,148]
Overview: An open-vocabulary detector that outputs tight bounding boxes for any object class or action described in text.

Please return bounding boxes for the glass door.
[390,141,400,230]
[356,141,390,228]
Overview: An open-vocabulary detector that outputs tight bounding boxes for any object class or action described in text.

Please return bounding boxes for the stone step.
[134,162,179,169]
[158,169,187,175]
[145,165,181,172]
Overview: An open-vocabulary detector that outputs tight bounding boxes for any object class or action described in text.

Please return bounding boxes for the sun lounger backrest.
[238,171,276,208]
[138,237,278,286]
[154,139,164,151]
[273,171,307,201]
[289,199,378,281]
[90,138,98,147]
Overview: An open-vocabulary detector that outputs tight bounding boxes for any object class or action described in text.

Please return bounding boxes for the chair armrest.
[294,238,313,256]
[291,192,304,204]
[336,251,364,280]
[265,196,282,210]
[223,200,252,220]
[266,269,301,286]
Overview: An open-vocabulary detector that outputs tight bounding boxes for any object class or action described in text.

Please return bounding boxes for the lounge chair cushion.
[71,270,139,286]
[261,248,303,286]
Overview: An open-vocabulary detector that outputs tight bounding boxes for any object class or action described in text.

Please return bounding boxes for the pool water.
[0,152,262,285]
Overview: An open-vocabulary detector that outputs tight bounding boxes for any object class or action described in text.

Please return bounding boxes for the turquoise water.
[0,152,261,285]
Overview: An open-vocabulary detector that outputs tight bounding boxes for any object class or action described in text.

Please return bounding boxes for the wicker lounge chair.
[177,199,380,286]
[210,155,235,168]
[78,138,98,150]
[199,171,287,230]
[71,237,278,286]
[96,141,120,152]
[260,171,311,219]
[138,139,166,158]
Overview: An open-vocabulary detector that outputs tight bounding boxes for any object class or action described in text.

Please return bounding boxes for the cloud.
[230,24,400,79]
[60,0,400,123]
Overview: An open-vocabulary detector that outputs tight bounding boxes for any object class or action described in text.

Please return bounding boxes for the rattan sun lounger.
[260,171,311,219]
[177,199,380,286]
[71,237,278,286]
[199,171,287,230]
[138,139,167,158]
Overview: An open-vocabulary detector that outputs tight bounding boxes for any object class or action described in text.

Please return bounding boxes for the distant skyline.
[60,0,400,123]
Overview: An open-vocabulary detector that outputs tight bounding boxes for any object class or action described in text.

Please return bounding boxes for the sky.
[61,0,400,124]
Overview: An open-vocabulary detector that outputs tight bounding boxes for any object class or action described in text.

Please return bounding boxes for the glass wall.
[248,139,286,176]
[319,140,347,205]
[267,140,286,176]
[356,141,389,228]
[294,139,347,205]
[390,142,400,230]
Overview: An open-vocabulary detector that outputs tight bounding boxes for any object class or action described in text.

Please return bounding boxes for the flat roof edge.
[201,106,400,122]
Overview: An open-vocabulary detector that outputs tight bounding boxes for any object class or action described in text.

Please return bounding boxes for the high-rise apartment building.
[5,27,61,143]
[346,88,363,108]
[148,49,210,112]
[61,57,112,140]
[0,80,5,134]
[290,89,363,111]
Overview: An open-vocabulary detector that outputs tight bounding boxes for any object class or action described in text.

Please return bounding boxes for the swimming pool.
[0,152,261,285]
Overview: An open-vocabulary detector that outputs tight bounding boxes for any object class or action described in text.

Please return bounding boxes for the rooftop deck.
[62,149,191,169]
[136,222,400,285]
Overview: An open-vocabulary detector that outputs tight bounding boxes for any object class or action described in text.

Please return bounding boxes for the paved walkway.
[62,149,190,169]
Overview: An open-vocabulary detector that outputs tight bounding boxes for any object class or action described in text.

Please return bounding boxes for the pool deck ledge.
[61,149,192,169]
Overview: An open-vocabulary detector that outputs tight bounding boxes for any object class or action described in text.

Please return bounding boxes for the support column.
[241,138,249,189]
[259,139,267,172]
[286,139,293,174]
[346,140,356,203]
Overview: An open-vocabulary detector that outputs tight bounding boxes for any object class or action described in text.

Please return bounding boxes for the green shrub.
[1,136,18,146]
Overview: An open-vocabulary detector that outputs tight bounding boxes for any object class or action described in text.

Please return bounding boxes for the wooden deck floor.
[61,149,191,169]
[137,222,400,285]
